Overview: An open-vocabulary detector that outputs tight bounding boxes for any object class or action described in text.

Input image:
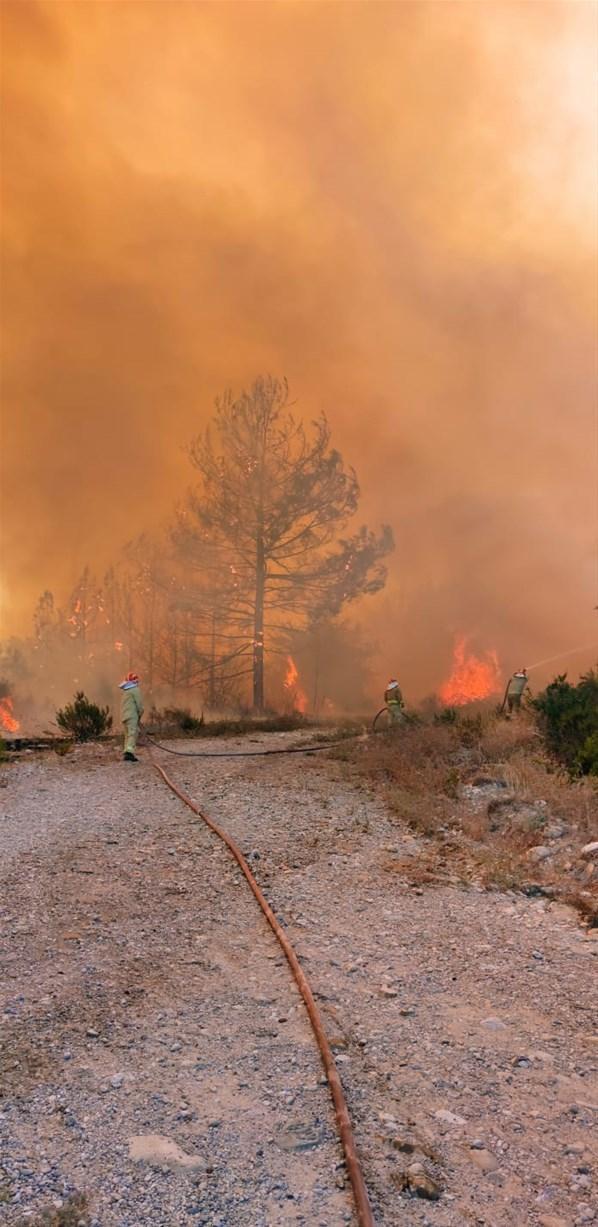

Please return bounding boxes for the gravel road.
[1,734,596,1227]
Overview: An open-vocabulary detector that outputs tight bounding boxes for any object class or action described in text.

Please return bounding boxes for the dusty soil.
[1,733,597,1227]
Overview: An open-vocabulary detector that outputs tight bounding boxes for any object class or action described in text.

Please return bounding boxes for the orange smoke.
[438,636,502,707]
[0,696,20,733]
[68,599,82,626]
[283,656,308,714]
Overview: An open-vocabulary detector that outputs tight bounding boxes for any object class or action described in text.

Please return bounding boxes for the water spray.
[525,642,598,673]
[498,641,597,714]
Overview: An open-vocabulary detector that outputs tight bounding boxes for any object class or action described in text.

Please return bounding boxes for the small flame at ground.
[439,636,502,707]
[283,656,308,714]
[0,696,20,733]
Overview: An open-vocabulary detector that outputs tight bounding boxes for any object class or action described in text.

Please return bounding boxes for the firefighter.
[384,677,405,724]
[505,668,528,714]
[119,671,144,761]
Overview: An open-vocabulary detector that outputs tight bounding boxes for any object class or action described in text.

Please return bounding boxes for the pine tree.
[178,376,393,711]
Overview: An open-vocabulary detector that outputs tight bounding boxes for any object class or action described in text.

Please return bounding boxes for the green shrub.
[532,668,598,775]
[53,739,74,757]
[577,731,598,777]
[56,692,112,742]
[163,707,205,734]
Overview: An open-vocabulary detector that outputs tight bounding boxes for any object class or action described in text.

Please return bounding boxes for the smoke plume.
[1,0,596,701]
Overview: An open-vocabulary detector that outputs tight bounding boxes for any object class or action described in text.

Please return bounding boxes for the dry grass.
[477,715,539,761]
[15,1194,89,1227]
[341,712,598,922]
[501,752,597,834]
[347,723,464,835]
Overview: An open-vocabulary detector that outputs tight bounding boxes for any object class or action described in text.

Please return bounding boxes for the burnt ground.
[0,734,597,1227]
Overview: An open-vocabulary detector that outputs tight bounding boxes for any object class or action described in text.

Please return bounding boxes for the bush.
[56,692,112,742]
[577,731,598,777]
[167,707,205,734]
[148,708,318,738]
[532,668,598,775]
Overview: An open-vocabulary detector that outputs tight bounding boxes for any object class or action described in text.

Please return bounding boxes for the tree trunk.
[312,628,321,715]
[146,584,155,698]
[208,609,216,710]
[253,533,265,713]
[171,611,179,701]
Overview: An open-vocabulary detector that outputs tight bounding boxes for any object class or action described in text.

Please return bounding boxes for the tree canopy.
[176,376,393,710]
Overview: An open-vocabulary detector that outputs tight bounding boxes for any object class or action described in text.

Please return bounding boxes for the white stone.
[434,1109,466,1126]
[128,1134,204,1169]
[526,845,552,863]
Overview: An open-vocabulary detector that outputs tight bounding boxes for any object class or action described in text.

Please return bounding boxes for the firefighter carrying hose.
[119,671,144,761]
[503,668,529,715]
[384,677,405,724]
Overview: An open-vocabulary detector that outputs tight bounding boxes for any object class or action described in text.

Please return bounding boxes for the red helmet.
[126,672,139,683]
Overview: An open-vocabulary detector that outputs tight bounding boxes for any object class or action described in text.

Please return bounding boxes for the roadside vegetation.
[146,707,313,738]
[55,692,112,742]
[341,688,598,925]
[532,668,598,776]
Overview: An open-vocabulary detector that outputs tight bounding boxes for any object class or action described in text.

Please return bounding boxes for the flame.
[438,635,502,707]
[284,656,299,689]
[283,655,308,713]
[0,696,20,733]
[67,598,82,626]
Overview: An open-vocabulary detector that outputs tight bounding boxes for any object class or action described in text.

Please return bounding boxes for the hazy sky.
[1,0,597,695]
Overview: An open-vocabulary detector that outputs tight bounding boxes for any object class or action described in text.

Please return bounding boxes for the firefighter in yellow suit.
[506,669,528,714]
[384,678,405,724]
[119,672,144,762]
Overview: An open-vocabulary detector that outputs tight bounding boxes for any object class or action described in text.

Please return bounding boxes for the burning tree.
[178,376,393,711]
[166,529,253,707]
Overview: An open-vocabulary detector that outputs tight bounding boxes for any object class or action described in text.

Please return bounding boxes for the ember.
[0,696,20,733]
[283,656,308,714]
[439,636,502,707]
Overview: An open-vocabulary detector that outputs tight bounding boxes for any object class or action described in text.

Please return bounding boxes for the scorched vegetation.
[343,704,597,923]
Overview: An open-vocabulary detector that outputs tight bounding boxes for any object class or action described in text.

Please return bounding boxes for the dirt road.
[1,735,596,1226]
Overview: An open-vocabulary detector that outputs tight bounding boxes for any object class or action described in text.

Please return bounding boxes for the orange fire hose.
[151,757,375,1227]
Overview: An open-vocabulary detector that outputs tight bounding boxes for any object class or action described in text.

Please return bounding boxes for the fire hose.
[498,683,510,716]
[150,752,376,1227]
[142,729,368,757]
